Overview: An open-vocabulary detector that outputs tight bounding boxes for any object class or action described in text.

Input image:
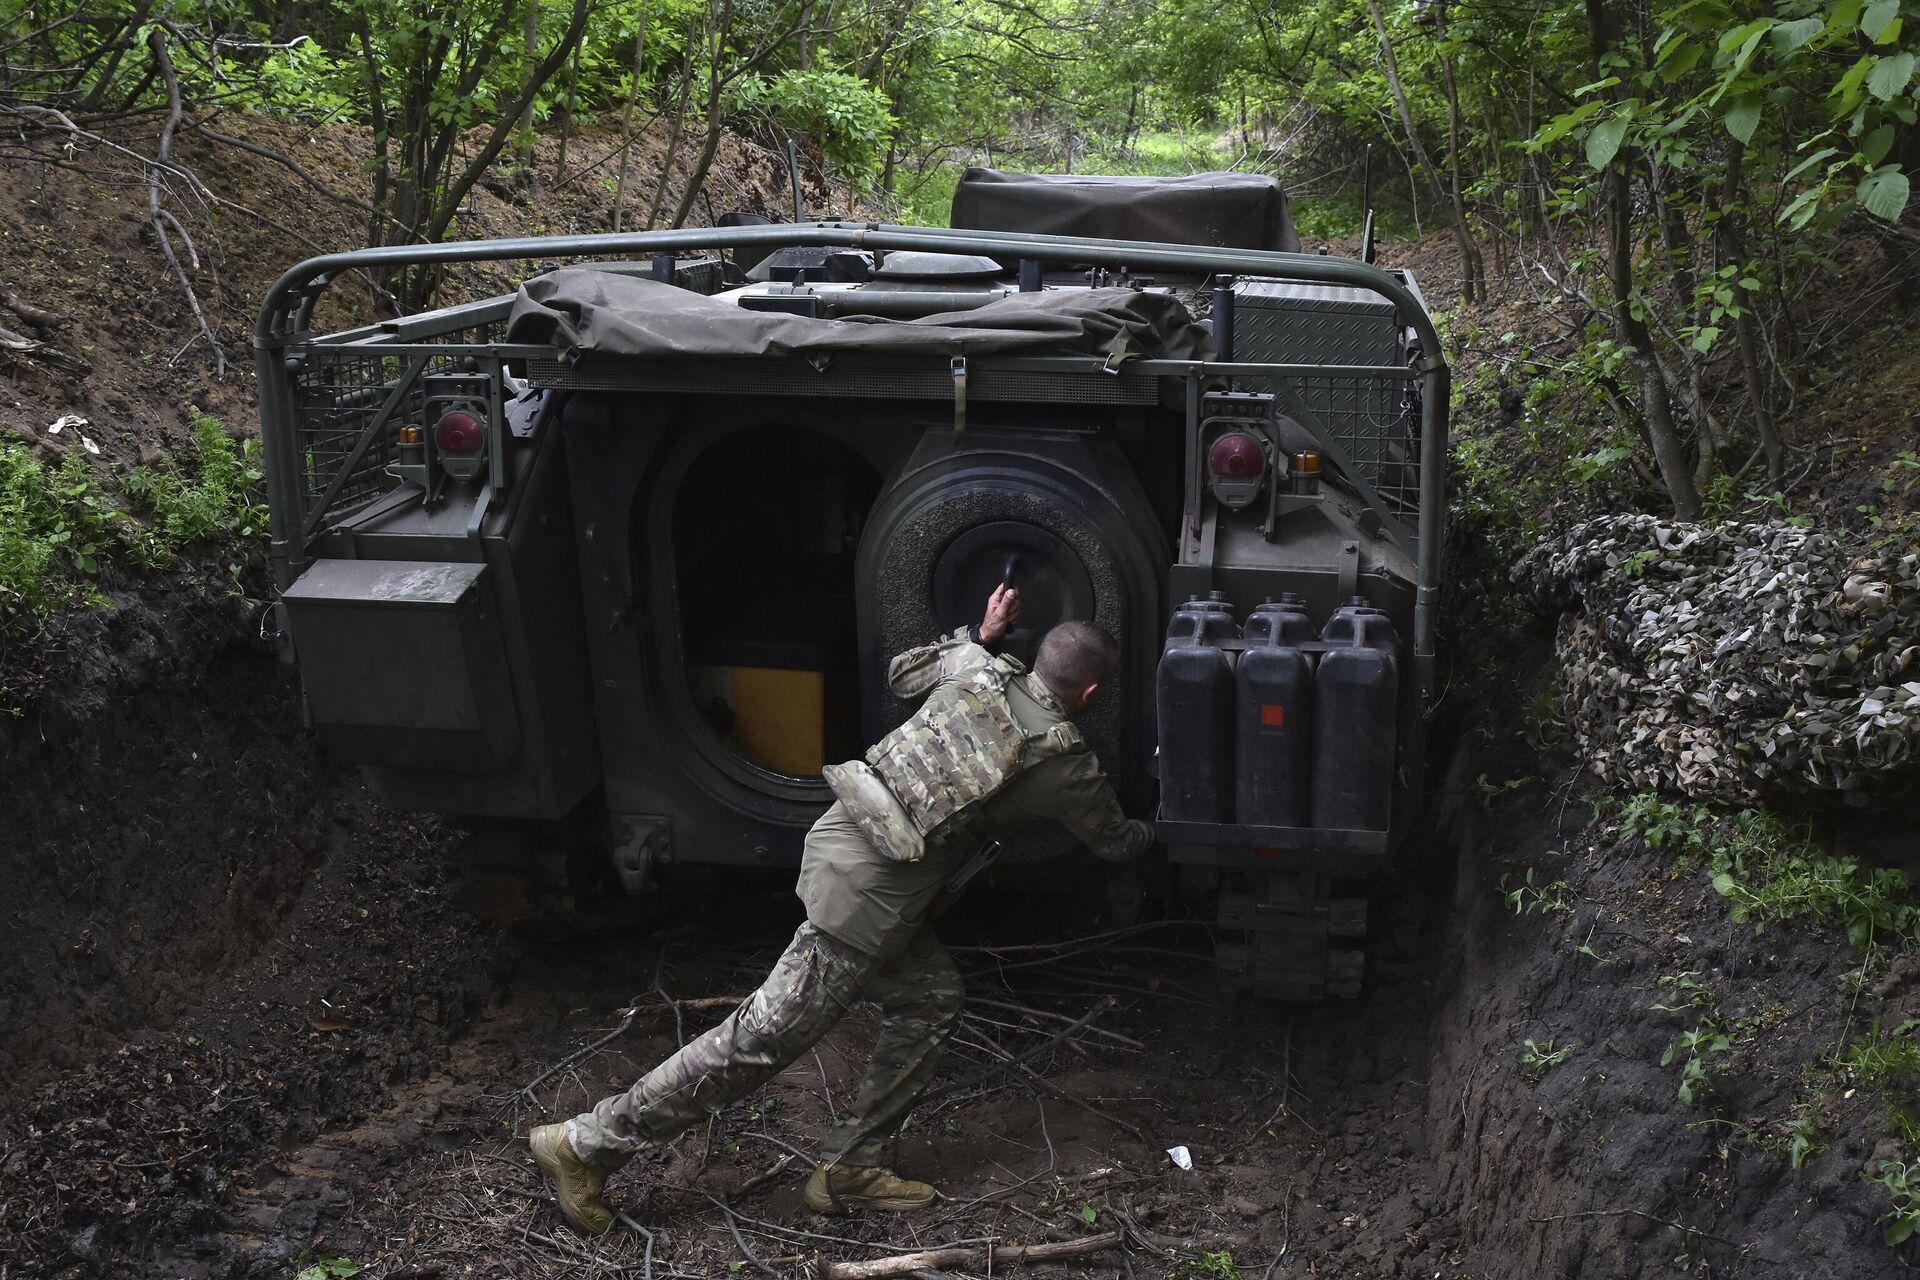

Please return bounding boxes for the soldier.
[530,584,1155,1234]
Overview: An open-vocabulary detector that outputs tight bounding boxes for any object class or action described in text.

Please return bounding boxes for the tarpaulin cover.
[950,169,1301,254]
[506,268,1213,362]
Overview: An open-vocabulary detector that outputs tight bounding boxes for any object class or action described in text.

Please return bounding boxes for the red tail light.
[434,410,484,453]
[1208,432,1264,477]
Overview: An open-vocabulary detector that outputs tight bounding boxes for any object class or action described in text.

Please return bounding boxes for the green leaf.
[1725,94,1761,143]
[1534,100,1605,147]
[1706,23,1772,104]
[1887,1217,1916,1247]
[1716,18,1773,55]
[1833,52,1876,102]
[1711,871,1738,897]
[1864,125,1896,165]
[1866,52,1915,101]
[1587,112,1633,170]
[1081,1205,1099,1223]
[1769,16,1824,55]
[1786,145,1841,181]
[1781,188,1824,229]
[1858,167,1912,222]
[1861,0,1899,40]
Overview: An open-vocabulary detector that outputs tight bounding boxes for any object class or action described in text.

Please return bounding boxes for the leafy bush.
[727,70,896,192]
[0,445,156,626]
[1865,1160,1920,1246]
[1617,793,1920,951]
[124,415,267,550]
[0,415,265,639]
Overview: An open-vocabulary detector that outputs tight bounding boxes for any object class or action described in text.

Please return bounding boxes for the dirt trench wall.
[1418,677,1915,1278]
[0,580,331,1102]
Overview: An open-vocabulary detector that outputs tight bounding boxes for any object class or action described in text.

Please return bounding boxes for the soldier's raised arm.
[885,586,1023,700]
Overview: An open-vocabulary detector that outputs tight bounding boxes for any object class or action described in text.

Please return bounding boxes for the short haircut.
[1034,620,1121,690]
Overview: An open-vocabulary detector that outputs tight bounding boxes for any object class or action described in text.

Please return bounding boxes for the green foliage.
[295,1254,359,1280]
[1785,1105,1825,1169]
[124,415,267,551]
[1521,687,1570,753]
[1617,793,1920,950]
[1168,1252,1243,1280]
[1619,793,1708,854]
[1662,1019,1733,1106]
[727,70,896,192]
[1500,867,1572,917]
[1706,812,1920,950]
[1837,1019,1920,1085]
[1651,970,1715,1013]
[0,417,264,642]
[1519,1037,1576,1077]
[0,445,151,626]
[1864,1159,1920,1246]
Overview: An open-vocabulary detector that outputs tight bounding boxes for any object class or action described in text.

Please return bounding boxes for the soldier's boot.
[803,1162,938,1214]
[529,1123,615,1236]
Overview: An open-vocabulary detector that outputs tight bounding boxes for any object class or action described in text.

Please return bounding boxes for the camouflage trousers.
[564,922,966,1174]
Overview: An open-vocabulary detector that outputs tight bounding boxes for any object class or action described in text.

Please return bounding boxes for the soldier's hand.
[980,583,1022,647]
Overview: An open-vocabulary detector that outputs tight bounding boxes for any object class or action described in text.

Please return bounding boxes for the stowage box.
[282,559,519,772]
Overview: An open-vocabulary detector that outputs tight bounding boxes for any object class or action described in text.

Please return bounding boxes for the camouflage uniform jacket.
[796,627,1155,959]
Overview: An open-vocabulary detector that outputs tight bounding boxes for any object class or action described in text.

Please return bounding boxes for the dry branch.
[814,1230,1125,1278]
[0,280,68,331]
[0,323,89,373]
[142,29,222,375]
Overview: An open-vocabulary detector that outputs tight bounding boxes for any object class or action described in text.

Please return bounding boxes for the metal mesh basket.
[287,319,504,538]
[1269,371,1422,527]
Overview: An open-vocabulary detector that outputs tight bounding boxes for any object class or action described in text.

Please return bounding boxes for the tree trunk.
[1368,0,1478,301]
[1588,0,1701,519]
[554,40,580,182]
[519,0,540,188]
[1716,142,1784,486]
[612,5,646,232]
[1430,3,1485,299]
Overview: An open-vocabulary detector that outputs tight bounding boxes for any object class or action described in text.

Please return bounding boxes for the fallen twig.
[736,1151,797,1198]
[919,997,1117,1109]
[968,997,1146,1051]
[949,1031,1147,1142]
[717,1197,782,1278]
[813,1230,1125,1278]
[507,994,748,1115]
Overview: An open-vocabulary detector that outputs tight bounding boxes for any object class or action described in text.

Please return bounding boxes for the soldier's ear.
[1078,680,1102,709]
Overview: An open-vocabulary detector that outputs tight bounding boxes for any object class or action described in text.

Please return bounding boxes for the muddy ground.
[6,597,1919,1279]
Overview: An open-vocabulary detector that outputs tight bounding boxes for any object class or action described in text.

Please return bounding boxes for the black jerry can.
[1157,594,1237,822]
[1236,594,1316,826]
[1312,597,1399,832]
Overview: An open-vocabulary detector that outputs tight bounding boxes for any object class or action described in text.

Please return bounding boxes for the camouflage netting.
[1516,514,1920,804]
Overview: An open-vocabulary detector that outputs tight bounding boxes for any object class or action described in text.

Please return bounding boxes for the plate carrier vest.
[823,655,1084,862]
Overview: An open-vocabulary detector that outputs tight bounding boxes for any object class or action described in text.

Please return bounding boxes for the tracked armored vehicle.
[258,170,1448,999]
